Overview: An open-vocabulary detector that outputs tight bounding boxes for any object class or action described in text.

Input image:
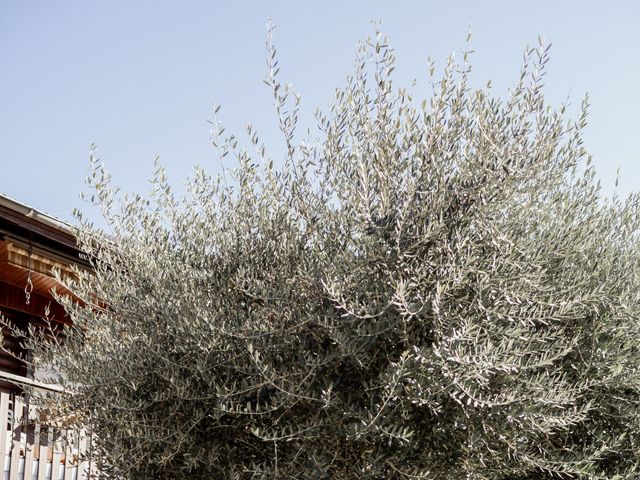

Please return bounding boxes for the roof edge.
[0,194,73,236]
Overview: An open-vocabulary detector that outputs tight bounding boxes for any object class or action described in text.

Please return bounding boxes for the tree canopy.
[25,26,640,479]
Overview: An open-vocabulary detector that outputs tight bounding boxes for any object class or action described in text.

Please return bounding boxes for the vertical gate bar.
[85,430,93,480]
[8,395,24,480]
[62,429,73,480]
[50,428,60,480]
[36,425,46,480]
[24,401,36,480]
[0,391,10,475]
[77,429,87,480]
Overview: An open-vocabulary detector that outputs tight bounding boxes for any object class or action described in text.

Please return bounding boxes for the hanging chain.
[24,239,33,305]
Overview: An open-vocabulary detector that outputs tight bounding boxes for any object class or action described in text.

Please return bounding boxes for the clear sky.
[1,1,639,222]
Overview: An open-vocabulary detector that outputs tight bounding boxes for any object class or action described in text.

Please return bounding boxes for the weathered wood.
[0,202,78,252]
[0,280,69,323]
[50,428,61,480]
[8,395,24,480]
[0,394,93,480]
[0,370,65,394]
[37,424,47,480]
[78,428,89,480]
[0,391,10,471]
[63,429,74,480]
[86,429,94,480]
[24,413,36,480]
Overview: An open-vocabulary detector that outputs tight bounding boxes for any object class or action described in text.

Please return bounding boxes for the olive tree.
[27,25,640,479]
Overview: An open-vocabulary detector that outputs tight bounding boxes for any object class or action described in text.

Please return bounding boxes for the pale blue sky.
[1,1,639,222]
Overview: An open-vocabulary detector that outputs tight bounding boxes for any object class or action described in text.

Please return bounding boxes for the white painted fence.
[0,391,92,480]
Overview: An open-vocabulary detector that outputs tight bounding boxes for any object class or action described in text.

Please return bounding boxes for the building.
[0,193,92,479]
[0,194,89,387]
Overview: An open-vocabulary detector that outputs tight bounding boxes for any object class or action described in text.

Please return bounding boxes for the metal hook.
[25,238,33,305]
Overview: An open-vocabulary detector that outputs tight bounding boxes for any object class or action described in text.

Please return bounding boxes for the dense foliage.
[26,27,640,479]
